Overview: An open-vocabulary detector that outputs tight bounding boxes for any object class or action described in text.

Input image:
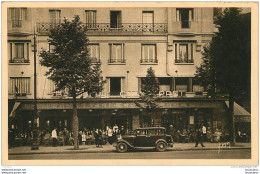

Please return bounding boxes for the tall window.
[175,43,194,63]
[176,8,194,28]
[88,44,100,63]
[141,44,157,63]
[49,10,61,24]
[10,8,27,27]
[10,77,30,95]
[109,43,124,63]
[109,77,122,96]
[142,11,154,32]
[86,10,96,28]
[110,11,121,28]
[9,42,30,63]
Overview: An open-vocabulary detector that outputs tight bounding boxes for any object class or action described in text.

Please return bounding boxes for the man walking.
[51,127,57,147]
[195,128,205,147]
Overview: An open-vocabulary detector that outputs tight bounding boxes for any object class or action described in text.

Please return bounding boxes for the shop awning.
[225,101,251,122]
[9,102,20,117]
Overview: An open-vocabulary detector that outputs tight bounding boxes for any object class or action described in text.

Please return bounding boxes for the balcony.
[108,59,126,64]
[37,23,167,35]
[9,58,30,64]
[140,59,158,64]
[175,59,194,64]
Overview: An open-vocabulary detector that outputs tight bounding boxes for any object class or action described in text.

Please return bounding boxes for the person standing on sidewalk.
[202,125,207,142]
[51,127,57,147]
[82,132,86,145]
[195,128,205,147]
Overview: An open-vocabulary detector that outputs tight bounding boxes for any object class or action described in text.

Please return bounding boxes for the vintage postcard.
[2,2,258,165]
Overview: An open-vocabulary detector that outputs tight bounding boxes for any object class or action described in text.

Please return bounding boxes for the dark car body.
[115,127,173,152]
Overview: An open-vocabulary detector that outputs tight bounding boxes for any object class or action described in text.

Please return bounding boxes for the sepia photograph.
[2,2,258,166]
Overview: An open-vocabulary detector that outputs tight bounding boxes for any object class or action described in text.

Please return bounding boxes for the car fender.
[117,139,134,148]
[155,139,167,145]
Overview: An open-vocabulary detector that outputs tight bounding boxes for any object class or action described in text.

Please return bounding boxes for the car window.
[147,129,156,135]
[136,130,146,135]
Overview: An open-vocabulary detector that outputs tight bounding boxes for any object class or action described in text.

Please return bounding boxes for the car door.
[134,129,148,147]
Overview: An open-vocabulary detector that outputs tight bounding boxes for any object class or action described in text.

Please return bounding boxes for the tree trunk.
[229,93,236,146]
[72,87,79,149]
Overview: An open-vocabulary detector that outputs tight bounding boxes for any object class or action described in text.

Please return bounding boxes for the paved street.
[9,149,251,160]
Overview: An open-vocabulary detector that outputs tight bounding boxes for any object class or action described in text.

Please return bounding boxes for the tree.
[135,67,160,127]
[39,15,104,149]
[195,8,251,145]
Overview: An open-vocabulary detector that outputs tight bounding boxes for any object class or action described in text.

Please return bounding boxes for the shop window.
[110,11,121,28]
[88,44,100,63]
[109,43,125,63]
[175,77,189,92]
[141,44,157,63]
[49,10,61,24]
[9,42,30,63]
[10,77,30,95]
[176,8,194,28]
[10,8,27,27]
[174,43,194,63]
[85,10,96,28]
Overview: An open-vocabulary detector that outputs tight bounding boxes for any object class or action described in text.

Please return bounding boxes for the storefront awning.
[225,101,251,122]
[9,102,20,117]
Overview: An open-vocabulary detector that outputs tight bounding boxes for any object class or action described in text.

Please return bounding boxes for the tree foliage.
[195,8,251,105]
[135,67,160,111]
[39,15,104,149]
[40,15,104,96]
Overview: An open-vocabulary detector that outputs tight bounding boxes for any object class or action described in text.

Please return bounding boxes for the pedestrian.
[195,128,205,147]
[51,127,57,147]
[107,126,114,144]
[98,129,103,148]
[202,125,207,141]
[120,126,125,135]
[82,132,86,145]
[94,129,100,147]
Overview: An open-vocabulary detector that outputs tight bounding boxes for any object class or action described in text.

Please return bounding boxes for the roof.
[136,127,166,130]
[225,101,251,116]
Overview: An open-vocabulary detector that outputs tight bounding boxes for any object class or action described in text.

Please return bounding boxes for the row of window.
[9,42,194,64]
[9,77,203,96]
[9,8,194,29]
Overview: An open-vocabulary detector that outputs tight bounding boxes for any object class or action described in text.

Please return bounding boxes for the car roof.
[136,127,166,130]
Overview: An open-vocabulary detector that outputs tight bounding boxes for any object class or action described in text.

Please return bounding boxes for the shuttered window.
[10,77,30,94]
[10,8,27,27]
[109,43,124,63]
[86,10,96,28]
[49,10,61,24]
[141,44,157,63]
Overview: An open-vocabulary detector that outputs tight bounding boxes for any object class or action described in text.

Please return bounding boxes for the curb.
[8,147,251,155]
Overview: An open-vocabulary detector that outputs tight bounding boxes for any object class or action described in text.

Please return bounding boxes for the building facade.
[8,7,231,135]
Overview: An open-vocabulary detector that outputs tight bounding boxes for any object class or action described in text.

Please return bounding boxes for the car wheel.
[156,141,167,152]
[116,142,128,153]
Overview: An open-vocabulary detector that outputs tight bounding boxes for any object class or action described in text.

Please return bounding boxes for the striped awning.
[9,102,20,117]
[225,101,251,122]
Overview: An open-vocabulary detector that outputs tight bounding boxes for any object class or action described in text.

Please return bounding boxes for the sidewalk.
[8,142,251,155]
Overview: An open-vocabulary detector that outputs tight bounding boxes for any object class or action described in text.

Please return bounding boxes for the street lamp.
[31,28,39,150]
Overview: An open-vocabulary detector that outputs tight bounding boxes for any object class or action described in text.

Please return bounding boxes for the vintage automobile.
[115,127,173,152]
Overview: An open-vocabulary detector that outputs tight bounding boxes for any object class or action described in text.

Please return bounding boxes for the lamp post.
[31,28,39,150]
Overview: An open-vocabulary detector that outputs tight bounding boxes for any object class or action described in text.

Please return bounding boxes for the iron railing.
[9,58,30,63]
[140,59,158,63]
[108,59,126,63]
[175,59,194,63]
[37,23,167,34]
[12,20,22,27]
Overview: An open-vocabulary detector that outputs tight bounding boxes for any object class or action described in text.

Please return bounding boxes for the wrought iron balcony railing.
[12,20,22,27]
[9,58,30,63]
[175,59,194,63]
[108,59,126,63]
[140,59,158,63]
[37,23,167,34]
